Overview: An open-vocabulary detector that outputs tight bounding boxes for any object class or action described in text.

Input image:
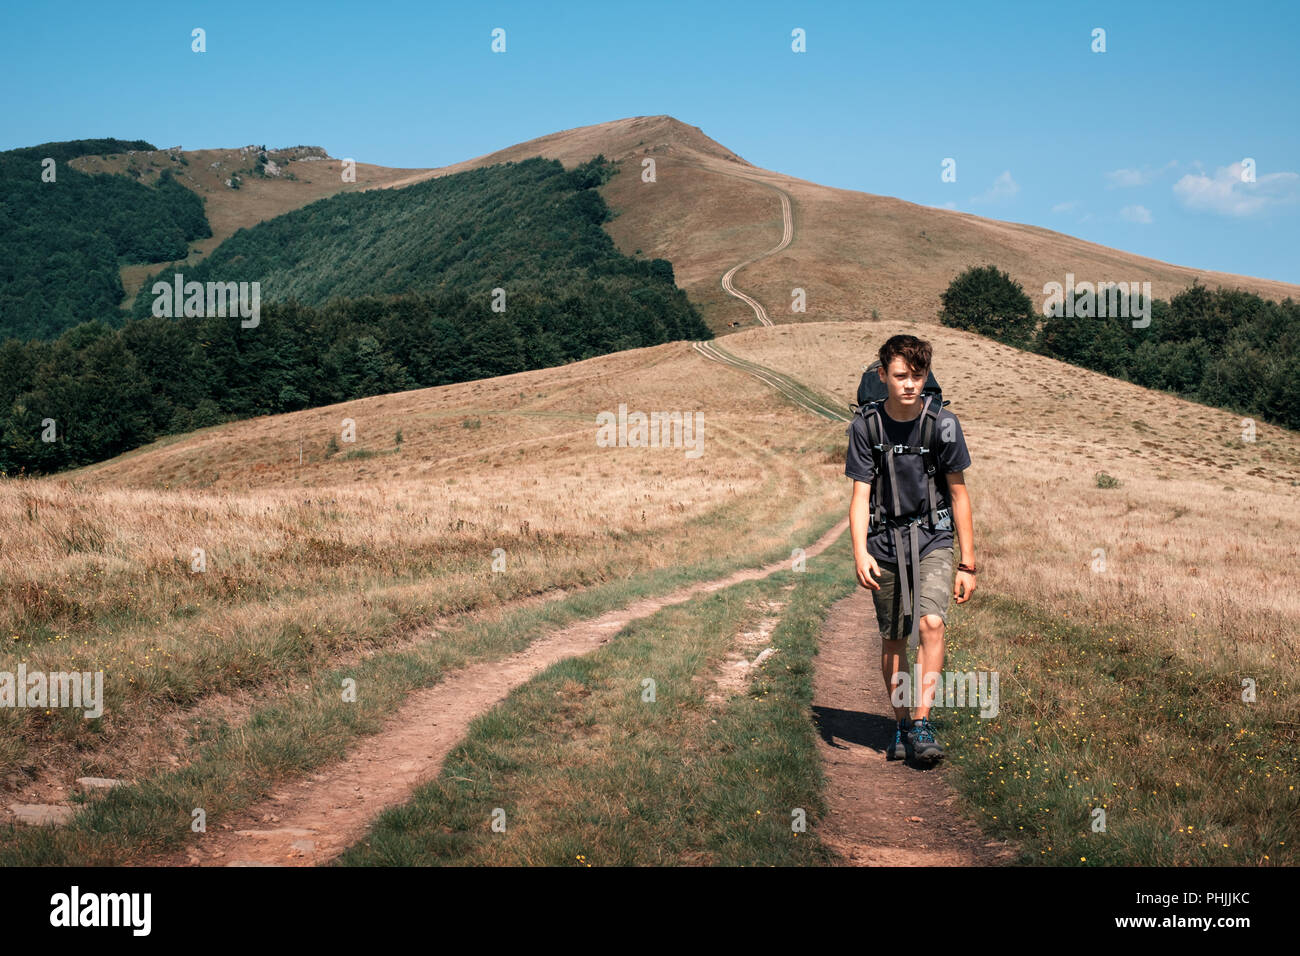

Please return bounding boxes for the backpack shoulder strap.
[919,399,942,475]
[918,397,942,526]
[860,403,887,528]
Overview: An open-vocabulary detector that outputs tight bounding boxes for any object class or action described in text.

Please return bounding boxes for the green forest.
[939,265,1300,432]
[0,139,212,340]
[130,155,654,314]
[0,154,711,476]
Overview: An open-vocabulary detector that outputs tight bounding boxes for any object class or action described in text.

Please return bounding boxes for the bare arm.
[947,471,977,602]
[849,479,880,590]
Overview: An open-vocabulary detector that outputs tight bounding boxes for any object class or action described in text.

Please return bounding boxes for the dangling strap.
[870,397,940,646]
[883,439,924,648]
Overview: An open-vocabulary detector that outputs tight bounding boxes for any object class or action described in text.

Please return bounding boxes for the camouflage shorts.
[871,546,954,642]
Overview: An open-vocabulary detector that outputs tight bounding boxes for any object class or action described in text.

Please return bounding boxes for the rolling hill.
[1,124,1297,864]
[371,115,1300,331]
[14,115,1299,342]
[69,144,435,305]
[0,156,708,476]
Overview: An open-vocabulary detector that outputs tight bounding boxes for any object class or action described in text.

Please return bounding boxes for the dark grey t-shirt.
[845,401,971,564]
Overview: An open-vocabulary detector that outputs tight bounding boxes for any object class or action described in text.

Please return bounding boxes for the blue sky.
[3,0,1297,284]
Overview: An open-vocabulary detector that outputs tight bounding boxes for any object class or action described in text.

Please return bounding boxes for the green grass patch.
[0,508,846,865]
[938,590,1297,866]
[335,542,857,866]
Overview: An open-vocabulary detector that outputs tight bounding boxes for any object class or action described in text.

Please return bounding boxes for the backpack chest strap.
[880,506,952,531]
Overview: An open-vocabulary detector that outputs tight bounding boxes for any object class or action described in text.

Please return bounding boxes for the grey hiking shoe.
[908,718,944,763]
[887,719,912,761]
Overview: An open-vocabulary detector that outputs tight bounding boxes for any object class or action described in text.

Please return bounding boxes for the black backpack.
[851,360,953,643]
[851,361,951,525]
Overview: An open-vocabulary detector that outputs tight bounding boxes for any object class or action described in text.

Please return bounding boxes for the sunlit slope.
[58,337,845,519]
[11,318,1299,800]
[402,115,1300,330]
[124,157,696,323]
[76,116,1300,330]
[1,339,845,789]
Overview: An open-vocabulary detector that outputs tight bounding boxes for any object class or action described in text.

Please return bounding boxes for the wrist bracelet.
[957,563,977,574]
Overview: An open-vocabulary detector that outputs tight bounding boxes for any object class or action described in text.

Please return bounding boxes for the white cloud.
[1172,162,1300,217]
[1105,160,1178,188]
[1051,200,1081,213]
[1107,168,1150,187]
[969,170,1018,205]
[1120,204,1153,224]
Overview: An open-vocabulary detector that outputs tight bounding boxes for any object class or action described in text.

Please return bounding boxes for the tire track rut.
[147,514,849,867]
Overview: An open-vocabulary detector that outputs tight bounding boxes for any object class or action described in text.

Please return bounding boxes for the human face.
[878,356,927,411]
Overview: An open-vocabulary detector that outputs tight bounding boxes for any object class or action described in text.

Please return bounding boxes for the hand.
[855,554,881,590]
[954,570,977,603]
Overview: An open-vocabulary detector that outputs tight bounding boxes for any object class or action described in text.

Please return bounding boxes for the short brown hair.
[878,334,932,376]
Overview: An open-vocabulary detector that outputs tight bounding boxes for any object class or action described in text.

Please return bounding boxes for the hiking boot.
[887,719,912,761]
[908,718,944,763]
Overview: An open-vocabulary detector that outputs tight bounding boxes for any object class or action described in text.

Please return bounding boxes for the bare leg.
[881,637,910,721]
[913,614,946,720]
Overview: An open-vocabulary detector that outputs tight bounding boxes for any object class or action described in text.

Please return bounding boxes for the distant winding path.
[680,161,854,420]
[718,180,793,327]
[671,157,795,328]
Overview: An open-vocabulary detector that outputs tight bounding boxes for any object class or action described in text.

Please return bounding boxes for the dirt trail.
[717,178,791,327]
[693,340,848,422]
[147,516,849,867]
[812,586,1020,865]
[677,156,792,328]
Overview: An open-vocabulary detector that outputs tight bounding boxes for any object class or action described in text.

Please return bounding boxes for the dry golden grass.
[3,314,1294,863]
[0,340,845,788]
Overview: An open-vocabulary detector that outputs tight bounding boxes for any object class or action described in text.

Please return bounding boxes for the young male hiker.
[844,334,976,763]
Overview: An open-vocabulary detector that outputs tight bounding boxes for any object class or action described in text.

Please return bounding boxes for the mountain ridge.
[12,116,1300,336]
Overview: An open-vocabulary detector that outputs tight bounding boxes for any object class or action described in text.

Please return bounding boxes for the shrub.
[939,264,1037,347]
